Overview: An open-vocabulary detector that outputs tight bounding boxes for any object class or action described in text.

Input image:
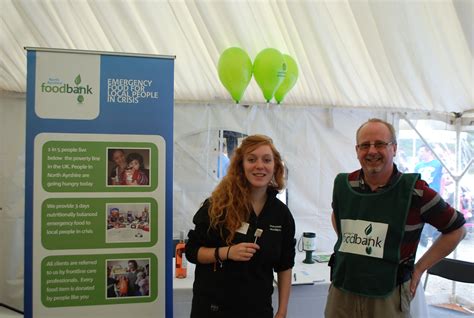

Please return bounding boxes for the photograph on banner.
[41,253,158,308]
[41,197,157,249]
[41,139,158,193]
[106,203,151,243]
[106,258,150,298]
[107,148,151,186]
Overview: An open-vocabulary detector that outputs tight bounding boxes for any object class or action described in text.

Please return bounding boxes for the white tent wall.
[0,94,26,311]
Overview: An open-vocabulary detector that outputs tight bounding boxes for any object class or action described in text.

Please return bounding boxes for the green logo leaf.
[74,75,82,85]
[365,224,372,235]
[366,246,372,254]
[77,95,84,103]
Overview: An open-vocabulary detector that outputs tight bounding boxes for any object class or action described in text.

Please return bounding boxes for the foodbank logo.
[365,224,373,255]
[40,74,93,104]
[342,223,382,255]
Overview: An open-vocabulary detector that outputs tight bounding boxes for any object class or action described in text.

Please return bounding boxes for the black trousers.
[190,295,273,318]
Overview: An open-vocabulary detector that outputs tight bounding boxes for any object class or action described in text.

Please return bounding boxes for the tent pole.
[451,117,460,300]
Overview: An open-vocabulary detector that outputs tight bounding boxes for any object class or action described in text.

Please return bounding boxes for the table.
[173,252,429,318]
[173,252,330,289]
[173,253,332,318]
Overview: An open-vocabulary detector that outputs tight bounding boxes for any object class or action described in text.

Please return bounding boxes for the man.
[108,149,127,185]
[126,260,140,296]
[414,145,444,246]
[414,145,443,192]
[325,118,466,318]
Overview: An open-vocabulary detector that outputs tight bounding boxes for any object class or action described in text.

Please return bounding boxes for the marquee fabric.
[1,0,473,113]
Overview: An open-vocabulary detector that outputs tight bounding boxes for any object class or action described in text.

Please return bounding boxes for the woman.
[186,134,296,318]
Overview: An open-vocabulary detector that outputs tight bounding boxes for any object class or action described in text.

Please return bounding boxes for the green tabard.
[332,173,419,297]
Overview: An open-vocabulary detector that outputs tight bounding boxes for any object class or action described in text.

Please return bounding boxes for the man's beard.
[366,166,383,174]
[364,155,383,174]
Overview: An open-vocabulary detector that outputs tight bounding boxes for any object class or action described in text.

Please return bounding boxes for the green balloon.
[274,55,299,104]
[217,47,253,103]
[253,48,286,102]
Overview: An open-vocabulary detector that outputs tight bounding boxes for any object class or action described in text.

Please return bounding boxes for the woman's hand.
[227,242,259,261]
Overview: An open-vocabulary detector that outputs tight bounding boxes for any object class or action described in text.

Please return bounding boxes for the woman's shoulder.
[265,193,295,233]
[267,191,291,214]
[192,198,211,224]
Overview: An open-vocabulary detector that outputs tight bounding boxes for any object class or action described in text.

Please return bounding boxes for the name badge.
[236,222,250,235]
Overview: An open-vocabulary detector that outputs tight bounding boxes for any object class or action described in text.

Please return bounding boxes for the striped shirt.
[343,164,465,262]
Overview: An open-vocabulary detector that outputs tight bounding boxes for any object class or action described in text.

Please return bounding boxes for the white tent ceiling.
[1,0,473,114]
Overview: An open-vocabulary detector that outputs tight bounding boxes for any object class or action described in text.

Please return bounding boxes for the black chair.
[423,258,474,290]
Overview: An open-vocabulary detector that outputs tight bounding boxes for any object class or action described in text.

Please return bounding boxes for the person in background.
[126,260,140,296]
[325,118,466,318]
[394,149,410,173]
[414,145,443,192]
[217,141,230,178]
[414,144,444,246]
[186,134,296,318]
[106,266,118,298]
[136,270,149,296]
[123,152,149,185]
[108,149,127,185]
[107,207,121,229]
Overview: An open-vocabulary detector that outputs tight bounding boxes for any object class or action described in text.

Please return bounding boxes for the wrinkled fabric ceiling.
[1,0,472,114]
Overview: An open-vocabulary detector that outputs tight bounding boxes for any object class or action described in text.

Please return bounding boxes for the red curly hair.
[209,134,286,244]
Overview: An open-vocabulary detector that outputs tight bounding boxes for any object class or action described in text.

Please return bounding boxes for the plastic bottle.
[175,231,187,278]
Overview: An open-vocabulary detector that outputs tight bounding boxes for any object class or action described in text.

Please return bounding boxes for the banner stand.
[24,47,174,318]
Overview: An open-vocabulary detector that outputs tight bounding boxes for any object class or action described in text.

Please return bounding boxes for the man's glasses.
[356,141,394,151]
